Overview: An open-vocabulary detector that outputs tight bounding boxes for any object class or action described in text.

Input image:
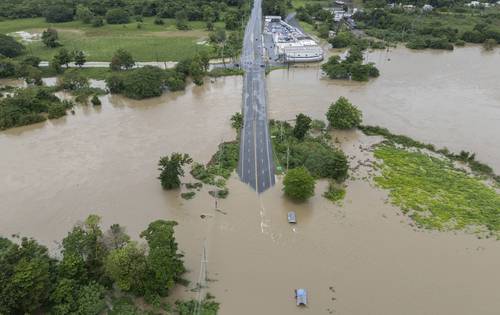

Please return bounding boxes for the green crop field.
[0,17,225,61]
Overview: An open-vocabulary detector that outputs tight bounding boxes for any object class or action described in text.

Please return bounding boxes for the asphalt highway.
[237,0,275,193]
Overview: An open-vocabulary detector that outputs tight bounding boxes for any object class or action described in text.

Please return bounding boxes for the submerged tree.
[283,167,315,201]
[326,97,362,129]
[158,153,193,189]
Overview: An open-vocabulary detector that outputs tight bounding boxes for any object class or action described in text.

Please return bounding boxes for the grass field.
[1,17,224,61]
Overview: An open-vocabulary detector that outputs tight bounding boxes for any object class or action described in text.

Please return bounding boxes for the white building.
[264,16,323,63]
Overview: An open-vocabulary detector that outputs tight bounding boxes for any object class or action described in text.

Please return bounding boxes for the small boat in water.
[287,211,297,223]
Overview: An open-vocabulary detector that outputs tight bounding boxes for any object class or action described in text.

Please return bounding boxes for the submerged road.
[238,0,275,193]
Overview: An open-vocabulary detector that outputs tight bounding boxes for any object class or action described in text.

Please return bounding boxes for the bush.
[58,70,89,91]
[106,8,129,24]
[329,31,355,48]
[106,74,125,93]
[44,6,74,23]
[326,97,362,129]
[48,103,67,119]
[91,95,101,106]
[92,17,104,27]
[122,66,165,99]
[0,34,25,57]
[283,167,315,201]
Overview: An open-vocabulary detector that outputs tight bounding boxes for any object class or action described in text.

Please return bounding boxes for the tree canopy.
[158,153,193,189]
[0,215,187,314]
[283,167,316,201]
[326,97,363,129]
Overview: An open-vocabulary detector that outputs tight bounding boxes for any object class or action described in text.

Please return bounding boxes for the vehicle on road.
[295,288,308,306]
[287,211,297,223]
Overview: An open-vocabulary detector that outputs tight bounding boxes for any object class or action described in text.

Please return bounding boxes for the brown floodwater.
[268,45,500,172]
[1,46,500,314]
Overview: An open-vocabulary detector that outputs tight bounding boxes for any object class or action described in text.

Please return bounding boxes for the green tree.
[0,237,54,314]
[122,66,165,99]
[42,28,60,48]
[283,167,315,201]
[158,153,193,189]
[44,6,74,23]
[105,242,147,294]
[293,113,312,140]
[76,5,94,23]
[61,215,109,285]
[106,8,130,24]
[140,220,185,301]
[0,34,25,57]
[54,48,72,68]
[326,97,362,129]
[73,50,86,68]
[110,49,135,70]
[103,224,130,250]
[74,282,106,315]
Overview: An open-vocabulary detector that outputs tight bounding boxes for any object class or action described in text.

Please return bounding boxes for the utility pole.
[193,240,208,315]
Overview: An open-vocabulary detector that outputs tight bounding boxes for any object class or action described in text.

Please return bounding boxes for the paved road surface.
[237,0,275,193]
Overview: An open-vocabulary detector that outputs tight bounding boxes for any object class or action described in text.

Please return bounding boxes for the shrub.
[58,70,89,91]
[91,95,101,106]
[283,167,315,201]
[326,97,362,129]
[48,103,67,119]
[106,8,129,24]
[92,17,104,27]
[106,74,125,93]
[122,66,165,99]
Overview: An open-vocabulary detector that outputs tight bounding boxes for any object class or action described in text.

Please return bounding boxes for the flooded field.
[268,45,500,172]
[1,46,500,314]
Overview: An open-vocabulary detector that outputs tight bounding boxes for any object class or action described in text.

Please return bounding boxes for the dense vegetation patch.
[373,143,500,236]
[322,46,380,82]
[354,7,500,49]
[0,215,197,314]
[0,86,73,130]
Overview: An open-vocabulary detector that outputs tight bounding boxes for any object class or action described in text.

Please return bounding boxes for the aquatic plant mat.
[373,143,500,238]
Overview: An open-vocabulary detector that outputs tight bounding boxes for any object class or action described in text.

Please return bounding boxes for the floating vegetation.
[373,143,500,237]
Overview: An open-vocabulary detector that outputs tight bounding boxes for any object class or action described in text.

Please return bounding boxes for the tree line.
[0,215,187,314]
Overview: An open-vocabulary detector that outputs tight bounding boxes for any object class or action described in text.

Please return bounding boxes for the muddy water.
[268,45,500,172]
[1,46,500,315]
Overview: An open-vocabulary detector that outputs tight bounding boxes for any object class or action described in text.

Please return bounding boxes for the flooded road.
[1,45,500,314]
